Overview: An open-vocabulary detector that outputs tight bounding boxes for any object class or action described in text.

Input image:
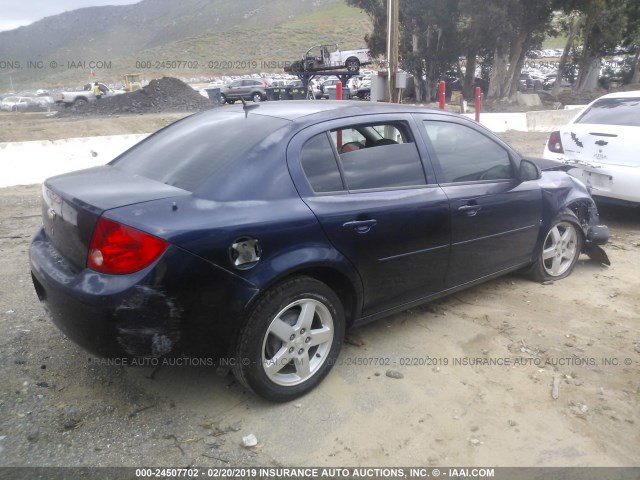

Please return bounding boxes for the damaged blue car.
[29,101,609,401]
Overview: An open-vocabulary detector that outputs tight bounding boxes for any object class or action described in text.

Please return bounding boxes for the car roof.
[219,100,457,123]
[593,90,640,100]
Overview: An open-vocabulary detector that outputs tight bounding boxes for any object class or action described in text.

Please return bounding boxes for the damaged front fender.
[538,171,610,265]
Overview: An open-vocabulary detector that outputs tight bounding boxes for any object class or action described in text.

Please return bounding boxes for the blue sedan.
[30,101,609,401]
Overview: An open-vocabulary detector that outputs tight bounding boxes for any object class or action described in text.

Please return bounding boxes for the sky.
[0,0,140,32]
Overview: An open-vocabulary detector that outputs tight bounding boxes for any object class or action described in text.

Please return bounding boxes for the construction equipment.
[123,74,143,92]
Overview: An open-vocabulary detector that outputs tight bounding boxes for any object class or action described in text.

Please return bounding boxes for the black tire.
[526,209,583,282]
[227,99,236,104]
[252,92,263,103]
[219,93,227,105]
[232,276,345,402]
[363,91,371,101]
[345,57,360,72]
[73,98,88,106]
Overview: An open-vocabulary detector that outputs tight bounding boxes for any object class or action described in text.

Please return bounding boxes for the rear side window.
[111,112,289,192]
[575,97,640,127]
[423,121,514,183]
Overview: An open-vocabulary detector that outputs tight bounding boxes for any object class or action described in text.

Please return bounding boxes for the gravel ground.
[0,116,638,472]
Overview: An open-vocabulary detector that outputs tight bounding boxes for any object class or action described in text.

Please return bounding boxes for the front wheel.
[252,92,263,103]
[232,276,345,402]
[526,210,583,282]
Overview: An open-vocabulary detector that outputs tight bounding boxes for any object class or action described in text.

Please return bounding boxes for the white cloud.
[0,20,32,32]
[0,0,141,32]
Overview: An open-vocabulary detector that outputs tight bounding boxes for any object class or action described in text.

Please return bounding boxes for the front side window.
[423,121,514,183]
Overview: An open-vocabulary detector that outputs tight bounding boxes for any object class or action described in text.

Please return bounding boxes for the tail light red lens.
[547,131,564,153]
[88,217,168,274]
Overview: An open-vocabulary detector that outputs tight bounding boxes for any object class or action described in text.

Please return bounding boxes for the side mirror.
[519,159,541,182]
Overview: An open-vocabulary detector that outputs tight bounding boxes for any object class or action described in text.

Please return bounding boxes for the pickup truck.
[53,83,124,106]
[286,44,371,73]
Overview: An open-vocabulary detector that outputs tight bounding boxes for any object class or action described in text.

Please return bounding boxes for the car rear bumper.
[567,165,640,205]
[543,150,640,205]
[30,228,258,359]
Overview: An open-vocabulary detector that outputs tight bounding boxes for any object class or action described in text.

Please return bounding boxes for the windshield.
[111,111,289,192]
[575,97,640,127]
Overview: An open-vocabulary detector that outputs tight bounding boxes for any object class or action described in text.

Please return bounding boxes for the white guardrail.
[0,107,586,188]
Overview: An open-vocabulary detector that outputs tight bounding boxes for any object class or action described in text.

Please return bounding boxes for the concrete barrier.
[0,134,148,188]
[0,106,591,188]
[462,112,529,132]
[525,109,579,132]
[463,107,586,133]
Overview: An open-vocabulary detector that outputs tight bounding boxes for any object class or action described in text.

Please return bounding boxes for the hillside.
[0,0,372,90]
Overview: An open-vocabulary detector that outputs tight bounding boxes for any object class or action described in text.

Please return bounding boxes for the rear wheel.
[219,93,227,104]
[74,98,88,106]
[345,57,360,72]
[526,210,583,282]
[252,92,263,103]
[232,276,345,402]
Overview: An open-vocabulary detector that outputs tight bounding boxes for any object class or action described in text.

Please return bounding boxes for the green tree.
[483,0,556,98]
[348,0,557,99]
[621,0,640,84]
[572,0,631,91]
[347,0,463,102]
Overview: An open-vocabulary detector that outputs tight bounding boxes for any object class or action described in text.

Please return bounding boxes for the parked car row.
[216,75,372,104]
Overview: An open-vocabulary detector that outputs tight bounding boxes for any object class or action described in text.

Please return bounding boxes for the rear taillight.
[88,217,168,275]
[547,131,564,153]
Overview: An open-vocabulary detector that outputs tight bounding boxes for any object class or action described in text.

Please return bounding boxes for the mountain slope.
[0,0,372,89]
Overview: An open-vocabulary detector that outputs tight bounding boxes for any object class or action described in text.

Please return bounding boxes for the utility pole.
[386,0,399,102]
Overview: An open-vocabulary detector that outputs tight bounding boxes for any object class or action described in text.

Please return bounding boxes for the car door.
[239,80,257,99]
[19,98,30,111]
[287,115,451,317]
[415,114,542,287]
[226,80,243,100]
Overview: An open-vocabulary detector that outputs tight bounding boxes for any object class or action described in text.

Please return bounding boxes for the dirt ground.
[0,113,638,469]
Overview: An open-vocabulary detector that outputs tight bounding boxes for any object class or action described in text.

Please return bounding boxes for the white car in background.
[543,90,640,206]
[0,96,38,112]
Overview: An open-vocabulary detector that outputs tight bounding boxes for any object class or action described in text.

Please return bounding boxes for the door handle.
[458,204,482,216]
[342,219,377,234]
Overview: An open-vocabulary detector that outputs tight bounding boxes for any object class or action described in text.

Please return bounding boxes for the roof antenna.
[240,96,260,118]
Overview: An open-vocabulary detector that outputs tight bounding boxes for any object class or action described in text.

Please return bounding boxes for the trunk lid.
[558,124,638,167]
[42,166,189,271]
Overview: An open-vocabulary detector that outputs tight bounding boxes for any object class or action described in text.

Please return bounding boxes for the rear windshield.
[110,111,289,192]
[575,97,640,127]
